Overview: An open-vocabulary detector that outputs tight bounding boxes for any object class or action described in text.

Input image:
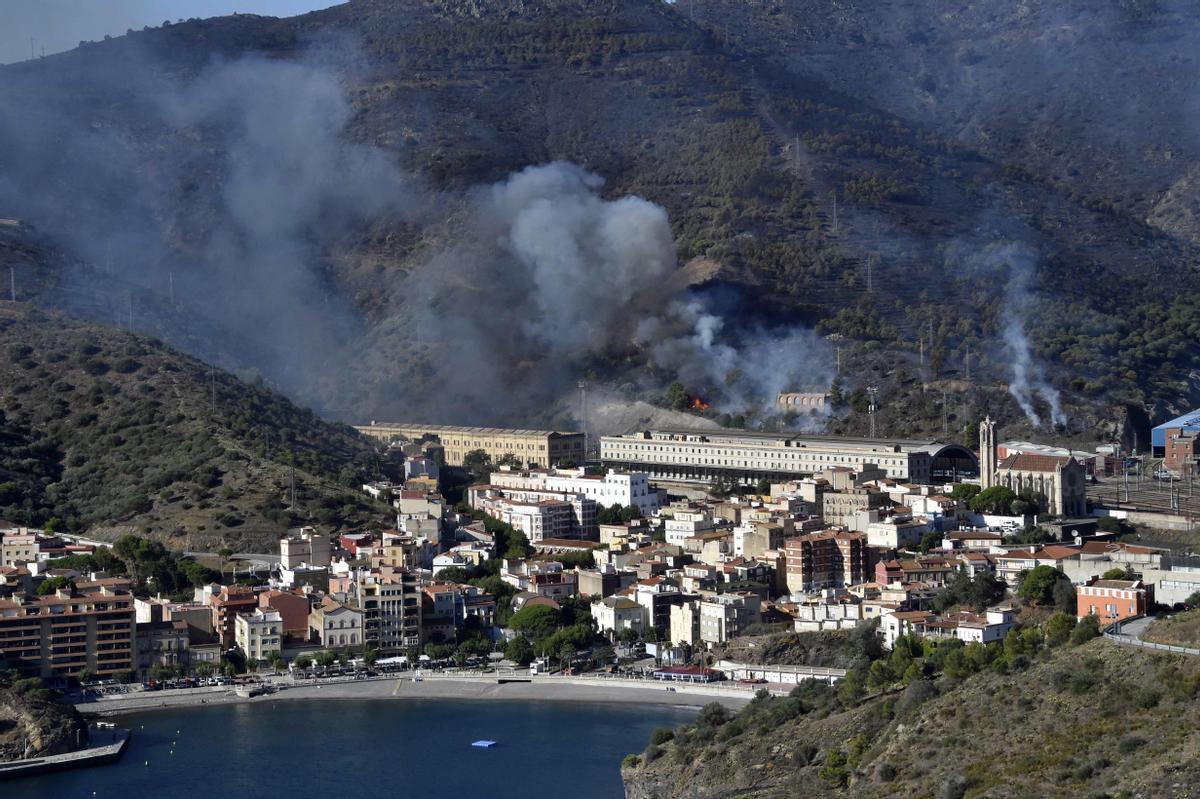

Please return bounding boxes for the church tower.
[980,416,998,489]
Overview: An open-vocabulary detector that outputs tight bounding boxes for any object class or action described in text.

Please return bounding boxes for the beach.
[76,674,759,716]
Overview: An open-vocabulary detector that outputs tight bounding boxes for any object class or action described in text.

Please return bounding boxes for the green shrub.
[1119,735,1146,753]
[818,750,849,787]
[649,728,675,746]
[696,702,732,729]
[1070,615,1101,645]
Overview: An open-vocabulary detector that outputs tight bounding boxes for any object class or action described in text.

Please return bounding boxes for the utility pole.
[836,346,841,376]
[964,344,971,381]
[927,319,934,373]
[941,391,948,437]
[831,191,839,236]
[867,386,878,439]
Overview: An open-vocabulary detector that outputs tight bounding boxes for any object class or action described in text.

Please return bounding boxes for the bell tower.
[980,416,998,489]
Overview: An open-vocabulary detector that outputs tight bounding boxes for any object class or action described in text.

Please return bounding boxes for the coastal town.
[3,413,1197,716]
[6,0,1200,795]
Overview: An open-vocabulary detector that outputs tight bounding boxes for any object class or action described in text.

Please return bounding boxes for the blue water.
[9,699,696,798]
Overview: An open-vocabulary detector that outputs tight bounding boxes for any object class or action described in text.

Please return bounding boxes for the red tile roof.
[998,453,1071,473]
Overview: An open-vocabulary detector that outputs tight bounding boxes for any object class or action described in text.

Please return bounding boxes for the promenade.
[75,671,769,715]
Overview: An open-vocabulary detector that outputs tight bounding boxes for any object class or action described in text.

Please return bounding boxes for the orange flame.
[690,397,711,410]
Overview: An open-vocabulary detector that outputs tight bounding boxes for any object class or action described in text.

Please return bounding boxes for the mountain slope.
[0,303,390,551]
[623,638,1200,799]
[0,0,1197,443]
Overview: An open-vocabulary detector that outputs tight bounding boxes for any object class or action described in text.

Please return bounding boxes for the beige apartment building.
[1,532,39,568]
[356,567,422,654]
[0,585,135,679]
[354,423,585,468]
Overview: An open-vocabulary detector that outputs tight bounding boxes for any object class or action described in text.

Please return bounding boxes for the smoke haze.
[0,42,835,429]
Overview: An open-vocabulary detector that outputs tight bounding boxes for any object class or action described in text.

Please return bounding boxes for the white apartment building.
[792,601,866,632]
[602,429,978,485]
[308,598,363,648]
[881,606,1016,648]
[490,467,661,516]
[698,592,761,645]
[469,485,595,541]
[592,596,646,637]
[662,505,717,547]
[235,608,283,662]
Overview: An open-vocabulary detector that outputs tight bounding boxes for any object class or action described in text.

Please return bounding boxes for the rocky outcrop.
[0,684,88,761]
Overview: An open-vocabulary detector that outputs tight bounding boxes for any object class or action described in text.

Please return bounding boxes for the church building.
[979,417,1087,517]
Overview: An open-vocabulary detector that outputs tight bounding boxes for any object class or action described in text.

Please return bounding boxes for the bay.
[9,699,697,798]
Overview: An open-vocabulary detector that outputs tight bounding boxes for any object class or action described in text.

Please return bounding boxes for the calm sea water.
[10,699,696,799]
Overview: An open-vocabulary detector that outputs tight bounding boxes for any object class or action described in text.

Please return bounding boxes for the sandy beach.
[77,674,756,716]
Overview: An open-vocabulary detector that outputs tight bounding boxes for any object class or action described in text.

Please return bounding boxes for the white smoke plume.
[384,162,833,426]
[978,243,1066,428]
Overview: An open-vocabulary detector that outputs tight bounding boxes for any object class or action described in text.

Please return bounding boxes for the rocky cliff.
[0,681,88,761]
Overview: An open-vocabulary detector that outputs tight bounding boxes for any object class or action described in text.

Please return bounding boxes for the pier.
[0,728,129,780]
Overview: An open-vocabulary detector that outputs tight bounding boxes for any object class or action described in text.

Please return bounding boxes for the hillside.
[623,637,1200,798]
[1144,608,1200,648]
[0,0,1197,444]
[0,303,391,551]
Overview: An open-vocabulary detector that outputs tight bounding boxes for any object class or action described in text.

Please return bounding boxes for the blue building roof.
[1152,409,1200,448]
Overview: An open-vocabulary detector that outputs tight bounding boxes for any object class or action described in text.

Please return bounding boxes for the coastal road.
[184,552,280,571]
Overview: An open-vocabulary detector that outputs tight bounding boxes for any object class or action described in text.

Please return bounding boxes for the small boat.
[471,740,497,748]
